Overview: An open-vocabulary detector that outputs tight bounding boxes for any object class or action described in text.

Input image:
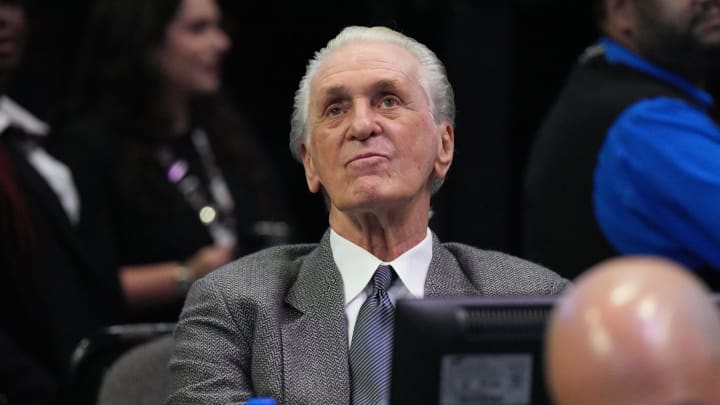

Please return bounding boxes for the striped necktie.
[350,264,397,405]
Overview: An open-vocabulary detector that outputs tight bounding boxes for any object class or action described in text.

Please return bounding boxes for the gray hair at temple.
[288,25,456,166]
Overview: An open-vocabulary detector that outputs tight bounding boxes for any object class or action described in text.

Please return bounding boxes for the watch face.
[174,265,194,294]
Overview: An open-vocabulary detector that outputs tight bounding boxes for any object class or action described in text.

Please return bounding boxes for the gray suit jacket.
[166,231,567,405]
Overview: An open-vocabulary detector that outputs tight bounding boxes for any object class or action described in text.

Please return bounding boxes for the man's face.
[632,0,720,67]
[0,3,26,73]
[301,41,453,216]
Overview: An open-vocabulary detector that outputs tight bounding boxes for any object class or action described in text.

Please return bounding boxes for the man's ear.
[301,142,322,194]
[433,122,454,180]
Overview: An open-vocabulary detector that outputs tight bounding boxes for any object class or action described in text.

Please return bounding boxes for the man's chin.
[699,33,720,48]
[692,22,720,51]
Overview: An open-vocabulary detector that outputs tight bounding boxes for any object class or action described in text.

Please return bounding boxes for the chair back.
[67,323,175,405]
[96,334,175,405]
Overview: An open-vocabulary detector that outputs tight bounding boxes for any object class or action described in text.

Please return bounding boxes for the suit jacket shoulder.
[169,238,349,405]
[435,241,569,295]
[203,242,318,303]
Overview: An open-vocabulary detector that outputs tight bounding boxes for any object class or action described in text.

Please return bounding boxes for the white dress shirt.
[0,96,80,224]
[330,228,433,346]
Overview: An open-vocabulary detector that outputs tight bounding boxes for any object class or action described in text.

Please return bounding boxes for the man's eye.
[381,97,398,108]
[327,106,342,116]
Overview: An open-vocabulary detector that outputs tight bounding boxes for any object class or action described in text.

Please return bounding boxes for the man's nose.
[347,102,381,140]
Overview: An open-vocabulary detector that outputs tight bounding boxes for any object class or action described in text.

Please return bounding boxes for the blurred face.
[632,0,720,69]
[153,0,230,97]
[0,3,26,74]
[301,41,454,216]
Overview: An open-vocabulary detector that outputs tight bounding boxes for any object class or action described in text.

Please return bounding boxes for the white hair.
[288,25,455,164]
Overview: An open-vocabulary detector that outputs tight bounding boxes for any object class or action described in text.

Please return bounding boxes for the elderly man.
[546,256,720,404]
[525,0,720,284]
[167,26,566,405]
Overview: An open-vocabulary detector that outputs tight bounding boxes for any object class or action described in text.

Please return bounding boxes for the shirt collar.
[330,227,433,305]
[0,96,49,137]
[598,36,713,108]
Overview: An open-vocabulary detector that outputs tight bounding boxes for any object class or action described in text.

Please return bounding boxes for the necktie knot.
[371,264,396,296]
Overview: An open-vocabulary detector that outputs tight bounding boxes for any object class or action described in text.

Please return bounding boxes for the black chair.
[96,334,175,405]
[66,323,175,405]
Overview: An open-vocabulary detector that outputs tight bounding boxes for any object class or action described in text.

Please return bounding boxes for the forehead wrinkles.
[307,44,435,130]
[311,41,425,98]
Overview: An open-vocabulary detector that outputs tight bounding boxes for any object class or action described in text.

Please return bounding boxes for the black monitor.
[390,296,556,405]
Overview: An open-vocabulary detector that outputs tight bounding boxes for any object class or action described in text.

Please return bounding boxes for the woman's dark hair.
[60,0,286,233]
[0,0,28,7]
[69,0,181,134]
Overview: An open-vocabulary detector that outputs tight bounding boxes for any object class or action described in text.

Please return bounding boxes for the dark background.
[11,0,596,255]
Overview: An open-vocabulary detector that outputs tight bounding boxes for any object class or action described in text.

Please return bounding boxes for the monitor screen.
[390,296,556,405]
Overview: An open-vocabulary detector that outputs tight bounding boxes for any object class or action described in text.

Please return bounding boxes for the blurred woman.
[53,0,289,321]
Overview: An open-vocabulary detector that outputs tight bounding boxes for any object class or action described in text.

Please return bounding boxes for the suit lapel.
[4,137,93,268]
[424,233,480,297]
[6,139,72,229]
[281,231,351,405]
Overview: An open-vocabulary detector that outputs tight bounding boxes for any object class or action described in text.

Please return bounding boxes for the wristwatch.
[174,264,195,295]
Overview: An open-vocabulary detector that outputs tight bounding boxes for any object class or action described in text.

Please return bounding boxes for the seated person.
[167,25,567,405]
[524,0,720,285]
[0,0,123,403]
[546,256,720,405]
[54,0,289,322]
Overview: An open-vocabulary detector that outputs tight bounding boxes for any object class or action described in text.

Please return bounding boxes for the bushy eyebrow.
[315,86,349,113]
[318,79,405,102]
[320,85,348,101]
[372,79,403,95]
